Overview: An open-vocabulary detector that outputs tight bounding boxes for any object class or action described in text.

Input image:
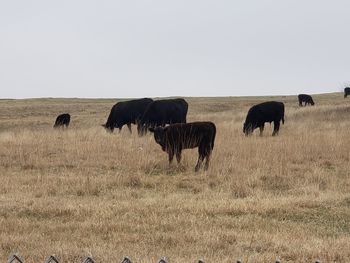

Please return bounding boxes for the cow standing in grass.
[243,101,285,136]
[344,87,350,98]
[138,98,188,136]
[54,113,70,128]
[149,122,216,172]
[103,98,153,133]
[298,94,315,106]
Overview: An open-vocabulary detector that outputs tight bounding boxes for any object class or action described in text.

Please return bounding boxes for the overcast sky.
[1,1,349,98]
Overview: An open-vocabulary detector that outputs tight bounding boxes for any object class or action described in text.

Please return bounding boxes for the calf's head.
[149,127,167,148]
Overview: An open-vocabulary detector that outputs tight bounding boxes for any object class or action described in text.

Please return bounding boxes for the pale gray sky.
[1,0,349,98]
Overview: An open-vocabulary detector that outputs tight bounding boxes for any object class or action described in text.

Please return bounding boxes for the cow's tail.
[211,123,216,150]
[282,103,285,124]
[282,116,285,125]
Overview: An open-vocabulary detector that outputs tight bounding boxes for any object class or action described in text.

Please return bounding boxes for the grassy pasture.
[0,93,350,262]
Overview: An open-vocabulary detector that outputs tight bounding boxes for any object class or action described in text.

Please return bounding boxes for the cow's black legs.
[204,152,211,171]
[168,151,174,164]
[196,145,207,172]
[272,121,280,136]
[127,123,132,134]
[195,155,204,172]
[118,127,122,133]
[176,151,182,163]
[259,124,264,136]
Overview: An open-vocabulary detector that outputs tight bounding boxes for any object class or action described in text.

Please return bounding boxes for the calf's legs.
[204,153,211,171]
[168,151,174,164]
[168,149,181,166]
[195,155,204,172]
[176,151,182,163]
[165,145,213,172]
[195,144,212,172]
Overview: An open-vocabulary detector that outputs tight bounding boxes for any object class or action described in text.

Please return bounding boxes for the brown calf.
[149,122,216,172]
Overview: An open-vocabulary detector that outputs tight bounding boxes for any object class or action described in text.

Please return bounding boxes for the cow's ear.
[101,124,106,128]
[149,127,155,133]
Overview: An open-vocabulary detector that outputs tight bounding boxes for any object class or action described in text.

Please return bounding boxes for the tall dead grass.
[0,94,350,262]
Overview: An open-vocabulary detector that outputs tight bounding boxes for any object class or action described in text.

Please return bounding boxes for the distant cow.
[137,98,188,136]
[149,122,216,172]
[298,94,315,106]
[54,113,70,128]
[243,101,285,136]
[344,87,350,98]
[103,98,153,133]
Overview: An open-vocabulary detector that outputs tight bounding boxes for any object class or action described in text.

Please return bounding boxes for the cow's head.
[243,122,254,136]
[310,100,315,106]
[149,126,167,148]
[102,123,114,133]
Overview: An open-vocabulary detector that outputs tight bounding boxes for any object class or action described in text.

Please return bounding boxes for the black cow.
[344,87,350,98]
[243,101,285,136]
[137,98,188,136]
[298,94,315,106]
[103,98,153,133]
[149,122,216,172]
[54,113,70,128]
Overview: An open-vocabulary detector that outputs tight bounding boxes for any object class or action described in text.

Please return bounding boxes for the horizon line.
[0,91,342,100]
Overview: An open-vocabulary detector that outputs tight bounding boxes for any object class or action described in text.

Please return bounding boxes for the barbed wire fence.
[5,254,322,263]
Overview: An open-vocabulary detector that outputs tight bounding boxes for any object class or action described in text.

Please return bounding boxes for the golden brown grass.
[0,93,350,262]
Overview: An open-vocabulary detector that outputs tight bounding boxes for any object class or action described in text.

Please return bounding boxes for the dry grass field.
[0,93,350,263]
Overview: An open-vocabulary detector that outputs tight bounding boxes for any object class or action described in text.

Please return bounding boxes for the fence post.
[7,255,24,263]
[44,255,60,263]
[120,257,132,263]
[82,256,95,263]
[157,257,167,263]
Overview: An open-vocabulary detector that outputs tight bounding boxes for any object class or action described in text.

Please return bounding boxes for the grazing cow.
[149,122,216,172]
[243,101,285,136]
[137,98,188,136]
[103,98,153,133]
[54,113,70,128]
[344,87,350,98]
[298,94,315,106]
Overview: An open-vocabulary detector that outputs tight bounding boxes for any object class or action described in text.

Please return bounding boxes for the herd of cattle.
[53,88,349,171]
